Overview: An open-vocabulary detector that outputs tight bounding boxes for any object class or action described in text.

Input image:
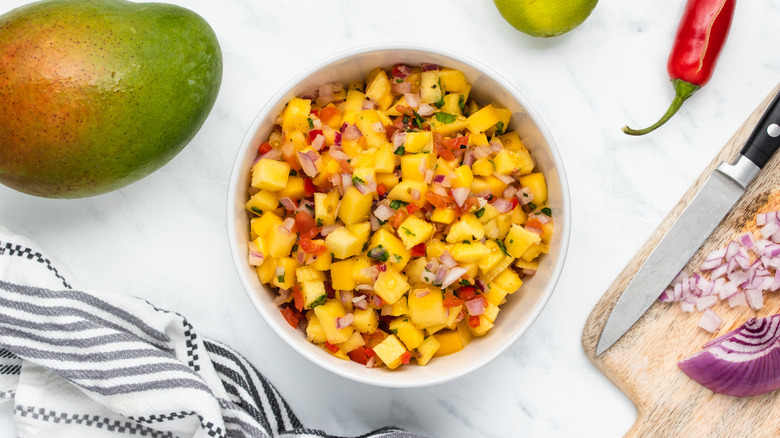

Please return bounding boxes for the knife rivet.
[768,123,780,138]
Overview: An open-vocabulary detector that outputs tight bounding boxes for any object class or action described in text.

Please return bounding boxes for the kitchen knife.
[597,90,780,356]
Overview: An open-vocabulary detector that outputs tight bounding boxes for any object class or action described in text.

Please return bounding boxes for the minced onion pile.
[659,210,780,333]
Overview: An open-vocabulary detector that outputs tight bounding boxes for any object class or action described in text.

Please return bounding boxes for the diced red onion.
[393,64,412,78]
[761,220,780,239]
[342,123,362,141]
[352,295,368,310]
[462,149,475,167]
[451,187,469,207]
[279,197,297,211]
[335,313,354,329]
[678,314,780,396]
[727,291,747,308]
[503,185,518,199]
[439,251,457,270]
[259,148,283,161]
[410,189,421,201]
[392,81,412,94]
[273,288,291,306]
[415,289,430,299]
[328,147,350,161]
[679,301,695,313]
[373,203,396,222]
[311,134,326,151]
[320,224,339,237]
[417,104,436,117]
[440,267,469,289]
[697,309,722,333]
[492,198,513,214]
[421,63,438,71]
[362,100,376,110]
[248,242,264,266]
[695,295,717,312]
[392,131,407,150]
[297,151,318,177]
[489,140,503,153]
[745,289,764,311]
[404,93,420,109]
[433,266,447,286]
[465,298,485,316]
[516,187,534,205]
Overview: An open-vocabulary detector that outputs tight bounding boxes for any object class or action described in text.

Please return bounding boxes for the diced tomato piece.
[457,286,478,302]
[319,106,340,124]
[424,191,450,210]
[461,197,480,213]
[365,347,377,358]
[406,204,419,214]
[400,351,412,365]
[468,315,481,328]
[304,178,316,197]
[280,307,300,328]
[338,159,351,174]
[300,237,327,255]
[300,226,321,240]
[348,347,369,365]
[377,183,387,197]
[324,342,339,353]
[258,141,273,155]
[442,292,463,308]
[525,218,544,230]
[291,286,304,312]
[442,135,469,150]
[434,140,455,161]
[390,209,408,229]
[295,211,317,233]
[308,129,323,143]
[410,243,426,258]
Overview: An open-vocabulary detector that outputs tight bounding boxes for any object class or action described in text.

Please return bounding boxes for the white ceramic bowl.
[227,44,570,388]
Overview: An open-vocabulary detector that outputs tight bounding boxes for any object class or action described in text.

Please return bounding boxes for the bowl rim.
[227,42,571,388]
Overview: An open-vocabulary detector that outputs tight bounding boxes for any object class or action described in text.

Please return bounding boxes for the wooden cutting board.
[582,83,780,437]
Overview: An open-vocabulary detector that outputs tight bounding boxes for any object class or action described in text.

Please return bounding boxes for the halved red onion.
[678,314,780,397]
[440,267,469,289]
[451,187,469,207]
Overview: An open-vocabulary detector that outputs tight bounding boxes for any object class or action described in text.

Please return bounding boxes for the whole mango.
[0,0,222,198]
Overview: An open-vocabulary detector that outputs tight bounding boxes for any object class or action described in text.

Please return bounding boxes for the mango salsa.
[245,63,554,370]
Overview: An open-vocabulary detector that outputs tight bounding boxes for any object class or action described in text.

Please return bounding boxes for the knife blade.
[596,89,780,356]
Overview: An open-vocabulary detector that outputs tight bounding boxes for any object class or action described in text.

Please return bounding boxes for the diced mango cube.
[408,287,446,329]
[430,115,468,136]
[251,159,290,192]
[352,308,379,334]
[389,317,425,350]
[452,165,473,188]
[471,157,494,176]
[372,334,408,369]
[281,97,311,133]
[374,268,410,305]
[504,224,542,258]
[404,131,432,153]
[439,68,468,92]
[494,268,523,293]
[329,259,355,290]
[300,280,327,309]
[450,241,491,263]
[415,336,441,366]
[337,330,366,353]
[430,207,457,224]
[446,213,485,243]
[267,226,296,258]
[338,186,373,225]
[485,283,510,306]
[466,104,500,134]
[420,70,442,104]
[374,143,396,173]
[519,173,548,204]
[246,190,278,215]
[324,227,362,259]
[400,154,430,182]
[388,180,428,207]
[271,257,297,289]
[365,68,394,111]
[397,215,434,249]
[367,229,410,271]
[313,299,354,344]
[306,313,327,344]
[295,266,325,282]
[314,189,340,226]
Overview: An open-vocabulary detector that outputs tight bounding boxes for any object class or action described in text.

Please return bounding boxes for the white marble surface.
[1,0,779,436]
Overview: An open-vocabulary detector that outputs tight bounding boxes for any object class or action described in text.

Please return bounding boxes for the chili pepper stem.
[623,79,700,136]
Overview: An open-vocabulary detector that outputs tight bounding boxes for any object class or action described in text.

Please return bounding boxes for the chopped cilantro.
[394,145,406,155]
[289,169,298,177]
[395,78,404,83]
[277,274,285,283]
[412,110,424,129]
[528,202,537,211]
[458,95,466,113]
[310,295,327,308]
[541,207,552,217]
[494,121,505,136]
[307,118,314,129]
[393,254,403,263]
[401,227,416,236]
[434,96,445,109]
[291,244,298,253]
[462,240,471,245]
[389,200,409,210]
[352,176,366,186]
[474,207,486,218]
[458,279,471,286]
[316,218,323,227]
[434,112,456,124]
[496,240,510,256]
[250,207,263,215]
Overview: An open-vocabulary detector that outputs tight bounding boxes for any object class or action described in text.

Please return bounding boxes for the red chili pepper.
[468,315,481,328]
[400,351,412,365]
[324,342,339,353]
[258,141,273,155]
[280,307,300,328]
[410,243,426,258]
[623,0,735,136]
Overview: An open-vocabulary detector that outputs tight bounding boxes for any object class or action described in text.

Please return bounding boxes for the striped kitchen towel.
[0,226,422,438]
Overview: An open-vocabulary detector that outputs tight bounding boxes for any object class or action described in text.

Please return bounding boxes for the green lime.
[493,0,598,38]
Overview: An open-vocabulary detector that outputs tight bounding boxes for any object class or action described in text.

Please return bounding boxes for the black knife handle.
[740,88,780,168]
